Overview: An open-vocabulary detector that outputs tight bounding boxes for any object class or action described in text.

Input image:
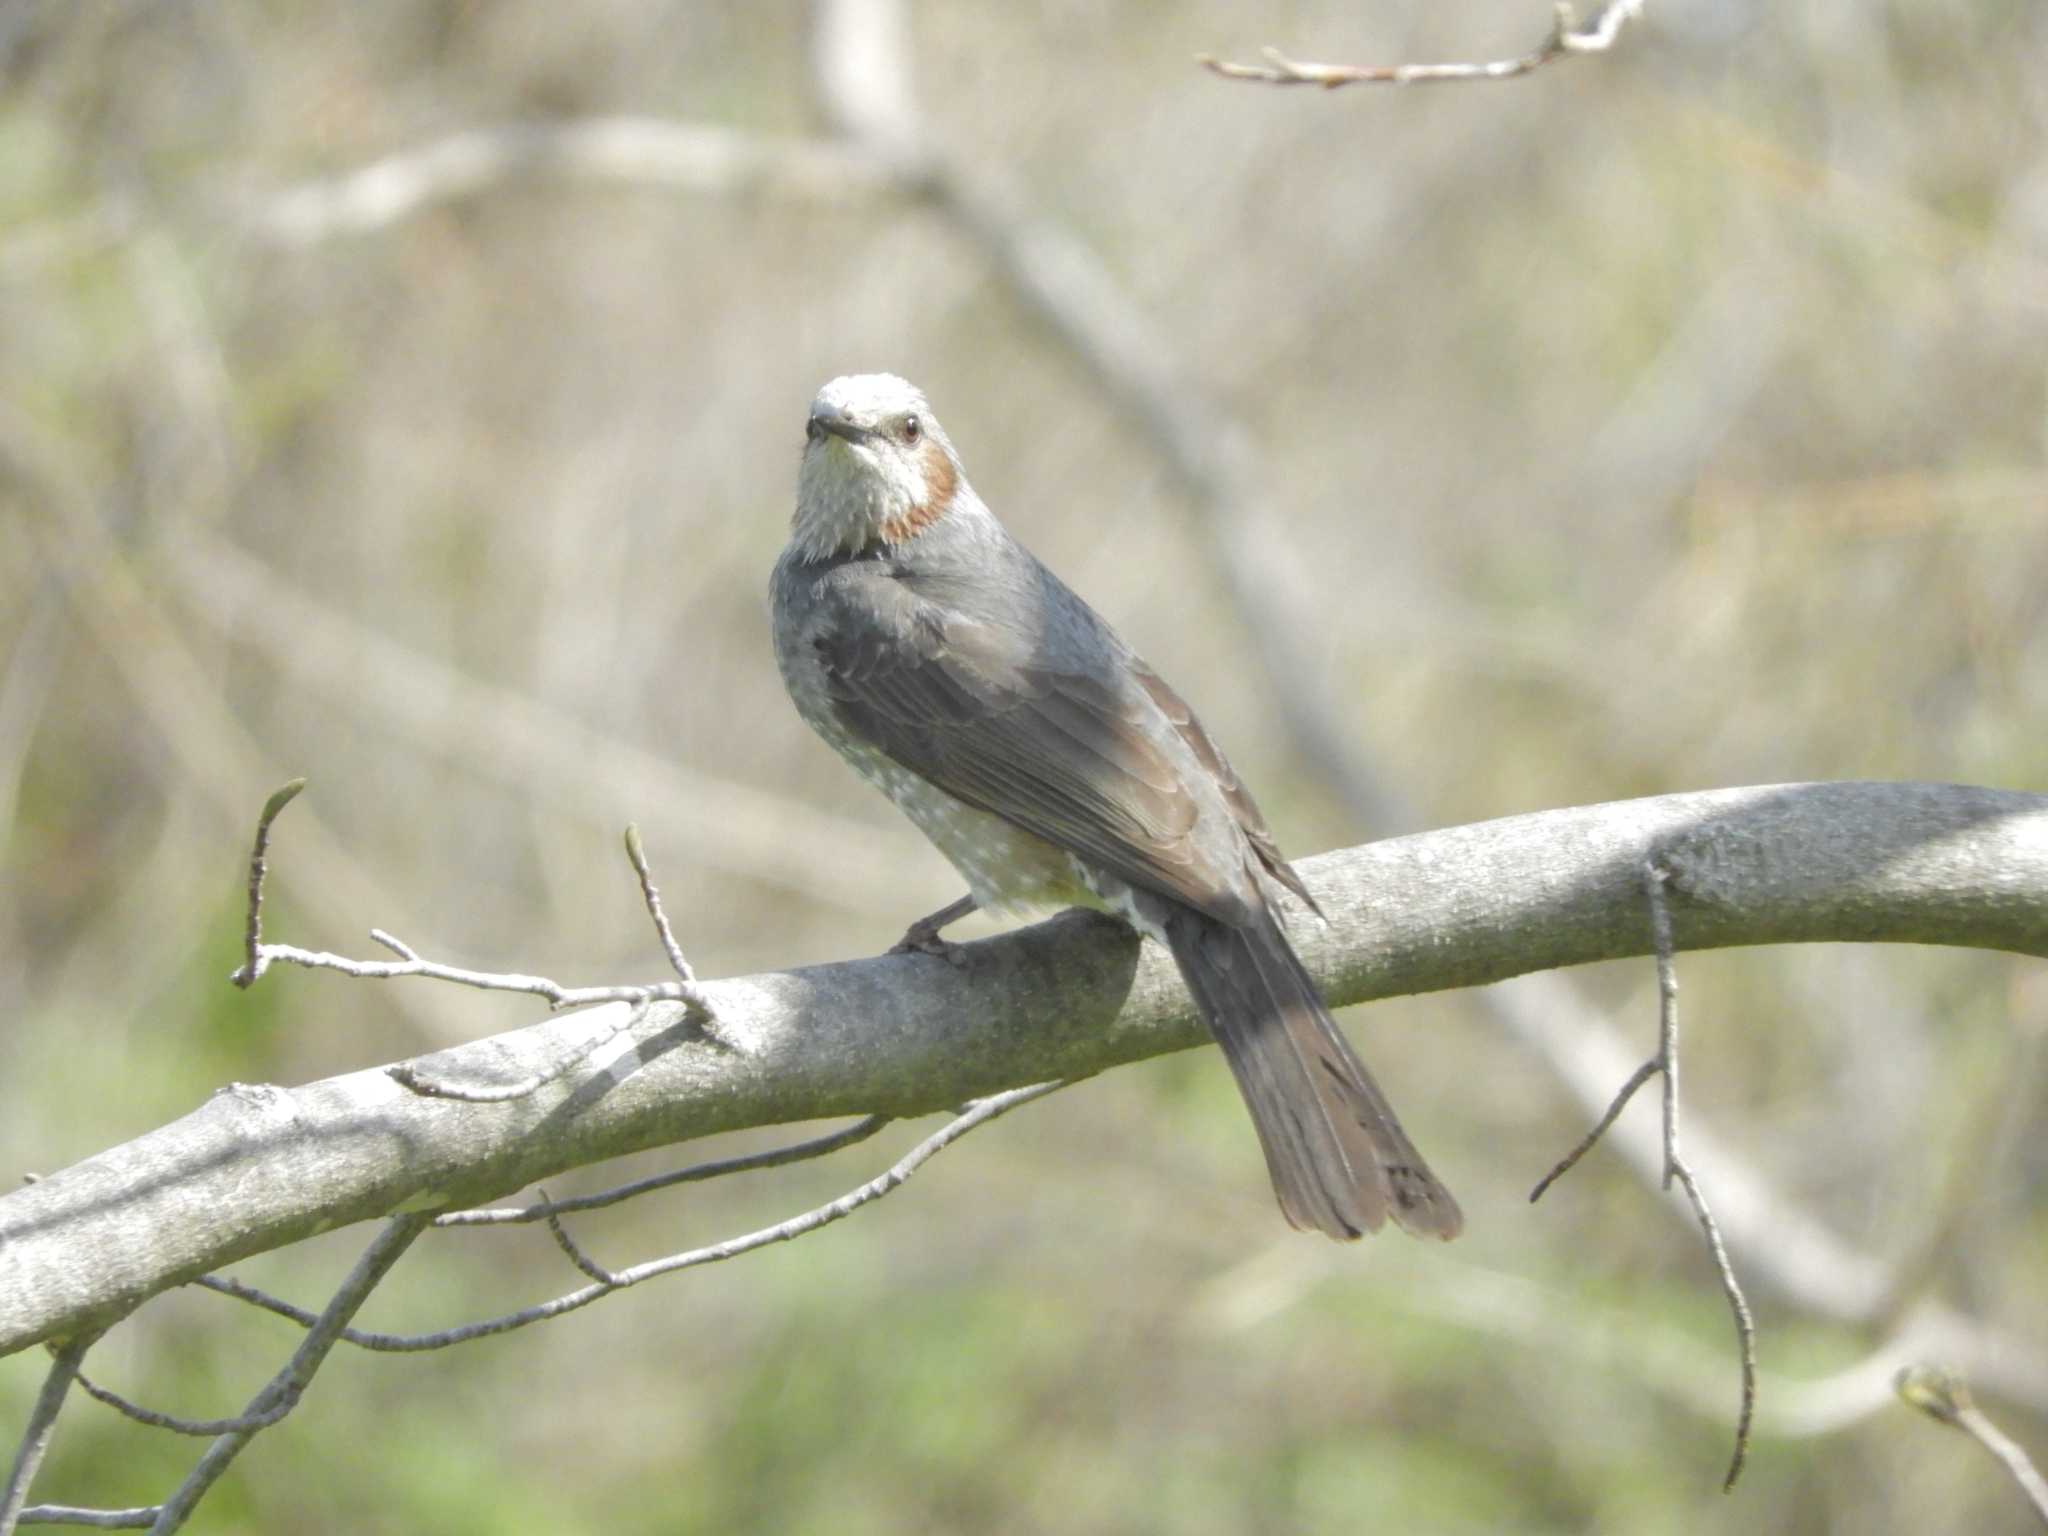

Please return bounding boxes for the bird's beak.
[809,405,870,446]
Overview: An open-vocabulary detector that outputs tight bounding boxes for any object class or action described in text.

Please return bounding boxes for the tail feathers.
[1165,907,1462,1242]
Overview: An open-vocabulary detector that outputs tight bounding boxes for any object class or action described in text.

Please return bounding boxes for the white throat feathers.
[791,373,961,560]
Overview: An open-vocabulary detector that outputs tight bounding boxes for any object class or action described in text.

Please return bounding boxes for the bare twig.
[1502,966,2048,1416]
[1528,1057,1659,1201]
[147,1214,431,1534]
[1646,862,1756,1491]
[257,937,682,1012]
[538,1197,621,1288]
[624,825,697,988]
[437,1115,891,1226]
[71,1375,290,1438]
[198,1084,1061,1355]
[2,1334,96,1534]
[1199,0,1646,89]
[226,785,714,1102]
[1897,1366,2048,1526]
[1672,1161,1758,1489]
[1530,860,1757,1489]
[227,778,304,988]
[385,819,731,1099]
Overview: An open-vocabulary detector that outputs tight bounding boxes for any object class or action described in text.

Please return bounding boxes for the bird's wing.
[1125,661,1322,919]
[812,582,1257,921]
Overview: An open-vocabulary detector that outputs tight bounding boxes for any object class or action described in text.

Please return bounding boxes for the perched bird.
[771,374,1461,1241]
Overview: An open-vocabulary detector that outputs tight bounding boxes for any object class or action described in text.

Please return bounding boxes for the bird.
[770,373,1461,1241]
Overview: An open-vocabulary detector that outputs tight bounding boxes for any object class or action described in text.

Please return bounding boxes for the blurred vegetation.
[2,0,2045,1530]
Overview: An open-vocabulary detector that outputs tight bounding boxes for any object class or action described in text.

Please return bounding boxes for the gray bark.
[3,781,2043,1356]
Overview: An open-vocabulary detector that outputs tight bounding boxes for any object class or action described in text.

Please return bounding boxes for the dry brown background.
[3,1,2046,1530]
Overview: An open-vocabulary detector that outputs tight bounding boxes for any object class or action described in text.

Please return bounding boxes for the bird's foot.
[889,928,968,967]
[887,895,979,968]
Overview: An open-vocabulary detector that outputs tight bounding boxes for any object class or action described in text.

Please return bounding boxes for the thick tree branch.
[2,781,2043,1356]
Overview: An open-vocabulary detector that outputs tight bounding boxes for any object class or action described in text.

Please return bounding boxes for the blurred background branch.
[1200,0,1648,88]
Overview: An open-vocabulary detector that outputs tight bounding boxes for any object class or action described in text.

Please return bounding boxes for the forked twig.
[1530,860,1757,1489]
[194,1084,1062,1354]
[437,1114,891,1225]
[146,1215,431,1533]
[227,783,716,1102]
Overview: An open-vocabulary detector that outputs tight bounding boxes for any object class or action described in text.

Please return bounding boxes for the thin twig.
[71,1376,292,1438]
[1528,1057,1659,1202]
[147,1214,431,1534]
[624,825,697,988]
[1645,862,1756,1491]
[256,938,691,1013]
[538,1195,621,1288]
[1529,860,1756,1489]
[437,1115,891,1225]
[198,1085,1060,1354]
[1199,0,1645,89]
[227,787,714,1102]
[1897,1366,2048,1525]
[227,779,304,988]
[184,1275,324,1332]
[1672,1158,1758,1490]
[369,929,418,961]
[1647,863,1682,1190]
[2,1334,97,1534]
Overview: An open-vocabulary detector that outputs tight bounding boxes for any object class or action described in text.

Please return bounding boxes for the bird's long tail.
[1164,906,1463,1241]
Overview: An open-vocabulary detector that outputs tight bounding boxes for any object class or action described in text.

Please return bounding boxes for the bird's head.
[792,374,963,559]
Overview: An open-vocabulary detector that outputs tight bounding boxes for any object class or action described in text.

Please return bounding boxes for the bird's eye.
[805,418,822,443]
[901,414,922,444]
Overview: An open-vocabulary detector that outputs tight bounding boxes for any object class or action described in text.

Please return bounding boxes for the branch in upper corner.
[1199,0,1645,89]
[1896,1366,2048,1524]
